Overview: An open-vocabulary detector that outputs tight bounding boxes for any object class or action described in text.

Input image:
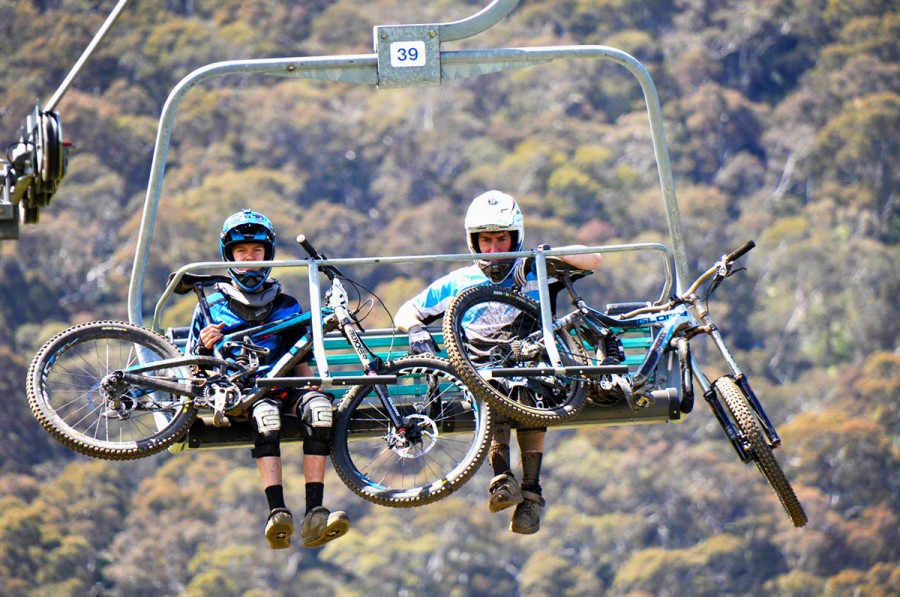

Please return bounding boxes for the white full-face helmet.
[464,190,525,283]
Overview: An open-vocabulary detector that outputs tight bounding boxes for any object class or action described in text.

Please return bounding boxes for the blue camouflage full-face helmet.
[220,209,276,292]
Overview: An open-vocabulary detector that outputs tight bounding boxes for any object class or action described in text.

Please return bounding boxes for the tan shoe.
[301,506,350,548]
[265,508,294,549]
[510,491,545,535]
[488,473,524,513]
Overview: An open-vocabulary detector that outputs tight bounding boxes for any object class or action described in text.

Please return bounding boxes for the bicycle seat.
[588,309,657,329]
[168,272,232,294]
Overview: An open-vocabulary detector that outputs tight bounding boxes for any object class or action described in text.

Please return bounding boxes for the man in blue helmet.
[187,209,349,550]
[395,190,605,534]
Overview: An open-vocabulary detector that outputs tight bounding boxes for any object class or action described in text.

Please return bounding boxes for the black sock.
[306,482,324,514]
[490,443,511,477]
[521,452,543,494]
[265,485,286,512]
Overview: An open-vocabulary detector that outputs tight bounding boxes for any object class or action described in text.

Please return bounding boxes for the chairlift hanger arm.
[45,0,132,112]
[128,2,687,325]
[436,0,520,42]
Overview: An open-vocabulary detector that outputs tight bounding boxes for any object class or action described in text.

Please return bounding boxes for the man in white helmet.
[395,190,602,534]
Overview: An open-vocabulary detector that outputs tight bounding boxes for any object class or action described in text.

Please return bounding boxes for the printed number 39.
[396,47,418,62]
[390,41,426,68]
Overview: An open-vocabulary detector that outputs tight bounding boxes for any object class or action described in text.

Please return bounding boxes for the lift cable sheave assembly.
[0,0,131,240]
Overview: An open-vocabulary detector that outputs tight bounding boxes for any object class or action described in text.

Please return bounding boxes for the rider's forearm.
[394,301,424,332]
[555,245,603,271]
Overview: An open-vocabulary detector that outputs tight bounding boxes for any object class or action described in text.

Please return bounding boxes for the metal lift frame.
[128,0,687,336]
[126,0,688,414]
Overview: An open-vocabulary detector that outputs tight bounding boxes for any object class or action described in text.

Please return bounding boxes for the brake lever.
[717,256,730,278]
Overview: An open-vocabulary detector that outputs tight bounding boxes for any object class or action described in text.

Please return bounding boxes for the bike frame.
[554,244,785,460]
[254,276,410,430]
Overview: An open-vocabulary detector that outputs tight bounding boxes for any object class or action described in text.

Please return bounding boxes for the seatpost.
[192,284,214,326]
[559,274,586,309]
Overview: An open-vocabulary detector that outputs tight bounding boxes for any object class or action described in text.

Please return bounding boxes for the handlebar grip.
[296,234,320,259]
[726,240,755,263]
[296,234,343,278]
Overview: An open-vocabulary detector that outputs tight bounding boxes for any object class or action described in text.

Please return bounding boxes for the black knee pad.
[302,435,331,456]
[250,399,282,459]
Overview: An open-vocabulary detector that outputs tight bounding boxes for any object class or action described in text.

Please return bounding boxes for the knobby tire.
[331,356,492,508]
[443,285,588,426]
[715,377,808,527]
[27,321,197,460]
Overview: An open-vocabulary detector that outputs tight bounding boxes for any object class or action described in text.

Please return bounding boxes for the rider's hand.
[200,322,226,350]
[408,325,438,355]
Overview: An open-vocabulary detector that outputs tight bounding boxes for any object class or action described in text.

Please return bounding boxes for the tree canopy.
[0,0,896,595]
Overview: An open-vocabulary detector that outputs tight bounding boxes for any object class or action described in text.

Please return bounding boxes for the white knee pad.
[252,399,282,435]
[305,395,333,428]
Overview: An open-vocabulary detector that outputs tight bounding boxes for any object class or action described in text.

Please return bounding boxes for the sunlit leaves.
[0,1,897,595]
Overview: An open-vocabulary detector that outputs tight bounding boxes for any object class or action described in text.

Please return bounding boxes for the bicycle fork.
[338,313,424,447]
[691,326,783,462]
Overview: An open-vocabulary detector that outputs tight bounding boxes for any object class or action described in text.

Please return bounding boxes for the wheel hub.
[386,414,438,458]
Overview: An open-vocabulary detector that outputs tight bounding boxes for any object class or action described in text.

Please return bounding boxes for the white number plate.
[390,41,427,67]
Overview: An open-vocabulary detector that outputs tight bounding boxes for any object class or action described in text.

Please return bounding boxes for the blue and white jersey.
[186,282,308,369]
[404,260,546,325]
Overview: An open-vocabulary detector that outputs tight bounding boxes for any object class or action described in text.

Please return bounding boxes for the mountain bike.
[443,241,807,527]
[27,236,492,508]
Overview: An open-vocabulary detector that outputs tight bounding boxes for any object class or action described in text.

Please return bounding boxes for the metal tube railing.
[152,243,674,376]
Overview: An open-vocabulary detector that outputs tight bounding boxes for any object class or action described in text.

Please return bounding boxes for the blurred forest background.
[0,0,897,595]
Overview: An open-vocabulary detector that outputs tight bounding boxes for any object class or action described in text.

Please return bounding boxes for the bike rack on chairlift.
[127,0,692,447]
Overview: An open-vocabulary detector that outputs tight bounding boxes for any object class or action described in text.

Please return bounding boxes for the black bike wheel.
[331,356,491,508]
[27,321,197,460]
[715,376,808,527]
[443,285,588,426]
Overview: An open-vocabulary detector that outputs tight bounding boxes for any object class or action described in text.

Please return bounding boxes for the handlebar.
[678,239,755,297]
[725,240,755,263]
[297,234,344,279]
[297,235,375,362]
[297,234,356,325]
[597,241,756,321]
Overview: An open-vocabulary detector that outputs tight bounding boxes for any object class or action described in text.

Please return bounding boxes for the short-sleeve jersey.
[403,259,546,325]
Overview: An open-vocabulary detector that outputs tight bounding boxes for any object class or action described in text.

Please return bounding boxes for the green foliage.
[0,0,896,594]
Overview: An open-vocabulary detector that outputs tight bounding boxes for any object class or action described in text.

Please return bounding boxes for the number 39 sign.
[390,41,427,67]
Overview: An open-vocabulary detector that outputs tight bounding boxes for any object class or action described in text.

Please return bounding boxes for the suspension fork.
[734,374,782,448]
[338,314,407,430]
[674,337,694,413]
[705,324,782,448]
[691,354,753,463]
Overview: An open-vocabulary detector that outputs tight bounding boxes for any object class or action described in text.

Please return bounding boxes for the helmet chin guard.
[464,190,524,283]
[479,259,516,283]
